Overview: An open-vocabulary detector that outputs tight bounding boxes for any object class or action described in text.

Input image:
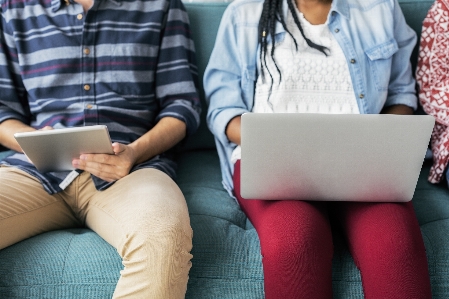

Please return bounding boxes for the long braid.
[268,0,280,82]
[258,0,329,87]
[258,0,271,83]
[285,0,329,55]
[276,0,297,51]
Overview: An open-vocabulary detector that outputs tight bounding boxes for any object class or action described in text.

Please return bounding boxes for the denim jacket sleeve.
[384,0,417,110]
[204,0,262,194]
[205,0,261,144]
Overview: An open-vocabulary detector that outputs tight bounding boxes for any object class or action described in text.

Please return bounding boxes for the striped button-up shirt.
[0,0,201,194]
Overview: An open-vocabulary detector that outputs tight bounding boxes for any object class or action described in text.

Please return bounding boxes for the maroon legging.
[233,160,432,299]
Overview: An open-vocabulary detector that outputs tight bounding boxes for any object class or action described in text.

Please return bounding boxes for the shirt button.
[86,104,93,109]
[77,14,83,20]
[334,28,340,33]
[350,59,356,64]
[359,94,365,99]
[84,84,91,91]
[83,48,90,55]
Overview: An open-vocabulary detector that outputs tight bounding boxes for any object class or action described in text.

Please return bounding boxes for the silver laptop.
[240,113,435,202]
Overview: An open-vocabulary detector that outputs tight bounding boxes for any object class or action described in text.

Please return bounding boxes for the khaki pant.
[0,166,193,299]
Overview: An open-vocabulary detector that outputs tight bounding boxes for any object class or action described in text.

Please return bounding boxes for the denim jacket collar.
[332,0,350,20]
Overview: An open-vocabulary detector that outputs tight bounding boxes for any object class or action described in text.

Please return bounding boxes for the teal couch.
[1,1,448,298]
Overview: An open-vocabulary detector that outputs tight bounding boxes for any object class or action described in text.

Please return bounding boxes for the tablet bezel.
[14,125,114,173]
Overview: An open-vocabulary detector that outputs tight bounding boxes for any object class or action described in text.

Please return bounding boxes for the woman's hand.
[381,104,413,115]
[72,142,137,182]
[226,115,242,145]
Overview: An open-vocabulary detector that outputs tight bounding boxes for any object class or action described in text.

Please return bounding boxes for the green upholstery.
[180,3,228,151]
[1,1,449,298]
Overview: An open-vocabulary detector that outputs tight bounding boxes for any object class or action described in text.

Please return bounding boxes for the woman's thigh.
[334,201,431,299]
[233,160,334,298]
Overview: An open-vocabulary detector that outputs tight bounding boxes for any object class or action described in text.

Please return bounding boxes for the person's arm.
[381,104,413,115]
[73,117,186,182]
[0,119,35,152]
[416,0,449,127]
[225,115,242,146]
[204,4,256,147]
[152,0,201,137]
[0,9,33,152]
[383,0,419,110]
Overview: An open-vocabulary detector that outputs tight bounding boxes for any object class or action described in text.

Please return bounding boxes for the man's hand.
[72,142,137,182]
[71,116,186,182]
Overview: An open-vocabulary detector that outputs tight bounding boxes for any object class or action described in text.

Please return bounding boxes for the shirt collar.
[51,0,63,12]
[331,0,350,20]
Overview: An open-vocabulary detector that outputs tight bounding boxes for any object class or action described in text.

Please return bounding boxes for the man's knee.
[118,169,193,254]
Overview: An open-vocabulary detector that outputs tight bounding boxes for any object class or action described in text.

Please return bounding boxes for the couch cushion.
[176,149,265,298]
[0,229,121,298]
[0,150,13,161]
[412,161,449,298]
[413,161,449,225]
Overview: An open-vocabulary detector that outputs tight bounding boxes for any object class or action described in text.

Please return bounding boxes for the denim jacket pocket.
[365,40,398,91]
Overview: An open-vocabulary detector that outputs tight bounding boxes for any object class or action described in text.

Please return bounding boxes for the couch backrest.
[181,0,435,151]
[180,2,229,151]
[399,0,434,69]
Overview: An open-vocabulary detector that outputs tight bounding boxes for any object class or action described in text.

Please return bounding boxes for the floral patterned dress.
[416,0,449,183]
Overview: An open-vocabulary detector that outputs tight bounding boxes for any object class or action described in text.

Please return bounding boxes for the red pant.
[233,160,431,299]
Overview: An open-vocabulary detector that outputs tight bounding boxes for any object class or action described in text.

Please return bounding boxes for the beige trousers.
[0,166,193,299]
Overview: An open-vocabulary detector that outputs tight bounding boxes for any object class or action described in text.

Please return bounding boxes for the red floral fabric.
[416,0,449,183]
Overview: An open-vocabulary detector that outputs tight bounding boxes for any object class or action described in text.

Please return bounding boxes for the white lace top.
[231,8,359,163]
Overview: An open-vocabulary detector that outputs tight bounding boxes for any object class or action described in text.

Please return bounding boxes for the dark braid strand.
[258,0,329,86]
[285,0,329,55]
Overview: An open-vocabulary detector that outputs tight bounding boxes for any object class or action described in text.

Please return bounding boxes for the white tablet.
[14,125,114,173]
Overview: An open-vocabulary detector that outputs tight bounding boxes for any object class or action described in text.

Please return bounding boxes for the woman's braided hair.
[258,0,329,85]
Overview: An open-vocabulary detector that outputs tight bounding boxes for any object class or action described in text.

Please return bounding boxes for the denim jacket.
[204,0,418,196]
